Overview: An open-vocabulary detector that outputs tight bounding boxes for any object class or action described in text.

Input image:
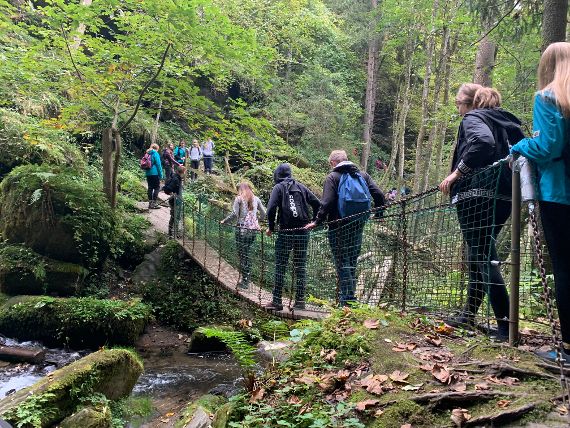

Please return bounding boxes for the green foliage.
[0,109,86,179]
[109,396,154,428]
[199,327,257,368]
[8,392,58,428]
[0,243,47,282]
[0,296,150,349]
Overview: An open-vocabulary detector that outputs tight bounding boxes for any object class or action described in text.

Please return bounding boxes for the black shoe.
[264,302,283,311]
[292,302,306,310]
[445,315,475,330]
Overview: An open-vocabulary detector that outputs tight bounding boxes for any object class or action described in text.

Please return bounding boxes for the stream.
[0,328,243,426]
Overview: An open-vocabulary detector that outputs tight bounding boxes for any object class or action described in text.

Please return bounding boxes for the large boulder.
[0,349,142,427]
[59,405,112,428]
[0,245,87,296]
[0,164,115,267]
[0,296,150,349]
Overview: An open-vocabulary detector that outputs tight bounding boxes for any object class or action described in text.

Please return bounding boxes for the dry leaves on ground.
[425,334,442,347]
[497,399,511,408]
[450,408,471,427]
[360,374,389,395]
[250,388,265,403]
[320,348,337,363]
[364,318,380,329]
[389,370,410,383]
[355,399,380,411]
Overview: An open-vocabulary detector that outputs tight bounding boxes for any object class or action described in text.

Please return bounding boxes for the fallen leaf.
[503,377,520,386]
[407,342,417,350]
[475,382,490,390]
[384,338,393,343]
[556,405,569,415]
[165,412,175,417]
[374,409,384,417]
[425,334,442,347]
[435,323,455,336]
[497,399,511,408]
[389,370,409,383]
[250,388,265,403]
[419,363,435,371]
[288,395,302,404]
[485,376,503,385]
[451,382,467,392]
[160,418,170,424]
[401,425,412,428]
[450,408,471,427]
[402,383,423,391]
[364,319,380,329]
[431,364,451,384]
[356,399,380,411]
[177,334,183,340]
[320,348,337,363]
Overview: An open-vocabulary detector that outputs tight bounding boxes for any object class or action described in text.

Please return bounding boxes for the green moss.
[0,109,86,179]
[0,296,150,349]
[0,164,116,267]
[175,395,227,428]
[0,349,142,428]
[371,400,433,428]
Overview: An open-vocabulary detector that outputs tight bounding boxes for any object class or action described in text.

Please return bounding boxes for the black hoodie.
[451,108,525,175]
[315,161,385,226]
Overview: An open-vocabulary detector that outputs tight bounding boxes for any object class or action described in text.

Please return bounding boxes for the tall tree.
[541,0,568,51]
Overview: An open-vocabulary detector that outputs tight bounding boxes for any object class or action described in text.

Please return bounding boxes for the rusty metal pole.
[509,164,521,346]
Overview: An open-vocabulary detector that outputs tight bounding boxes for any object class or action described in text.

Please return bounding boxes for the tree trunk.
[360,0,380,172]
[102,127,114,205]
[541,0,568,52]
[473,34,496,87]
[150,98,162,145]
[111,128,121,209]
[412,0,439,193]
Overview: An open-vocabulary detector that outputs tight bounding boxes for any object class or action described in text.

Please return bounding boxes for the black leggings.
[456,197,511,320]
[146,175,160,201]
[540,201,570,348]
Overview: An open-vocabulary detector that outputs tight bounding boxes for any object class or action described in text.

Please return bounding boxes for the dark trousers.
[235,229,256,283]
[456,197,511,321]
[146,175,160,201]
[273,230,309,305]
[328,216,366,306]
[190,160,200,180]
[204,156,213,173]
[168,197,182,237]
[540,201,570,348]
[164,164,173,180]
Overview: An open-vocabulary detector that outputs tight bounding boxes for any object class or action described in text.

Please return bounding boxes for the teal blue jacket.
[145,150,163,178]
[511,92,570,205]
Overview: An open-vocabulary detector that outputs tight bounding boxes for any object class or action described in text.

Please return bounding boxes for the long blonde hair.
[238,183,255,211]
[538,42,570,118]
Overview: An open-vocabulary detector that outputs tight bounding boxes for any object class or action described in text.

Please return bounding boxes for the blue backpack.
[337,172,371,218]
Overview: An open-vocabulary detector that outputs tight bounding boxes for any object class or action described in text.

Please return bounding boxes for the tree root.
[381,391,520,409]
[537,361,570,377]
[464,402,537,426]
[475,362,556,379]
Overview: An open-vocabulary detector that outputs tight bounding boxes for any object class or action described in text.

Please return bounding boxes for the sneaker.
[264,302,283,311]
[535,348,570,366]
[292,302,306,310]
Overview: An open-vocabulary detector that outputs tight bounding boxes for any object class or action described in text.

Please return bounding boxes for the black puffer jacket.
[451,108,525,199]
[315,161,385,226]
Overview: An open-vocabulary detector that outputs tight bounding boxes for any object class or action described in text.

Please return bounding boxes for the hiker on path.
[439,84,525,341]
[305,150,385,307]
[265,164,321,311]
[174,140,188,166]
[221,183,267,290]
[189,140,202,181]
[162,143,177,180]
[163,165,186,238]
[145,143,163,209]
[202,138,215,174]
[511,42,570,362]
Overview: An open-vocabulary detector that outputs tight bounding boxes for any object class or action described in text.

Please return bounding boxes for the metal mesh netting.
[178,160,553,326]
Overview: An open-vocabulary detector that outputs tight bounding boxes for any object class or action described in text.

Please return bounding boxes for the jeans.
[328,216,366,306]
[456,197,511,321]
[164,164,173,180]
[146,175,160,201]
[190,160,200,180]
[540,201,570,348]
[204,156,213,173]
[235,229,256,283]
[272,230,309,305]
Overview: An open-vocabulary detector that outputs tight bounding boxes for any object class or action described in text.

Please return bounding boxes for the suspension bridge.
[139,161,550,332]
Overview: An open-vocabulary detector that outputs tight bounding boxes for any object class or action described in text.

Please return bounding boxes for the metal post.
[509,165,522,346]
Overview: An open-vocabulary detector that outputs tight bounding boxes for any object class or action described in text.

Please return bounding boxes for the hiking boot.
[444,314,475,330]
[292,301,306,310]
[264,302,283,311]
[535,348,570,366]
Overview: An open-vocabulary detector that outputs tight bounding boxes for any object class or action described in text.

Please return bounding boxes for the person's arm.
[221,197,239,224]
[305,189,321,221]
[257,197,267,222]
[363,173,386,208]
[314,174,336,225]
[266,185,281,232]
[511,94,567,163]
[456,114,496,175]
[154,152,163,179]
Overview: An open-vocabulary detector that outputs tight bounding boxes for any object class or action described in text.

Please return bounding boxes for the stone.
[182,407,211,428]
[59,405,112,428]
[188,329,229,353]
[131,247,164,284]
[256,340,293,363]
[0,349,142,427]
[212,402,234,428]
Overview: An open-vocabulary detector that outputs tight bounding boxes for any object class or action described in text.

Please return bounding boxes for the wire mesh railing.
[174,160,555,331]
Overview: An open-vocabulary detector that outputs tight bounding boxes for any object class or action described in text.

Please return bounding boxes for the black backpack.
[162,175,180,196]
[279,180,310,228]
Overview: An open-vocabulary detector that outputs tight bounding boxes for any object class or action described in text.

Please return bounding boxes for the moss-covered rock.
[59,405,112,428]
[0,349,142,428]
[188,327,231,353]
[212,402,235,428]
[0,164,115,267]
[0,296,150,349]
[0,109,86,180]
[175,395,227,428]
[0,244,87,296]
